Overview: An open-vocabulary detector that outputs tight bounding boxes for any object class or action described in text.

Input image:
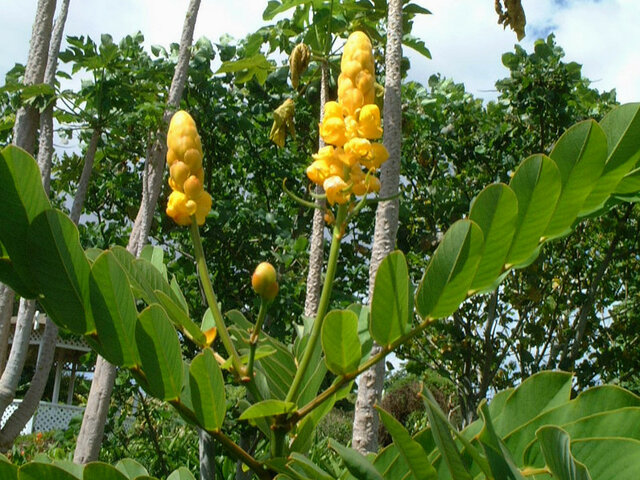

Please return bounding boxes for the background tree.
[397,35,628,425]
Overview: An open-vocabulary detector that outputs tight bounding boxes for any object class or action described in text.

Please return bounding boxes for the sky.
[1,0,639,104]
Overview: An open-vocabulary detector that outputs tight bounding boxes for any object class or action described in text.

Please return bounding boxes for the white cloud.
[405,0,640,103]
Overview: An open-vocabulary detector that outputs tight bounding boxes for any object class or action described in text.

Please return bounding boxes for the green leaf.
[404,3,432,15]
[262,0,309,20]
[115,458,149,478]
[581,103,640,214]
[506,154,561,267]
[321,310,362,375]
[83,462,129,480]
[468,183,518,293]
[477,402,525,480]
[371,251,411,346]
[0,458,17,480]
[154,290,206,347]
[402,34,431,59]
[614,167,640,195]
[505,384,640,463]
[239,399,295,420]
[28,209,94,335]
[536,426,591,480]
[421,388,473,480]
[329,440,384,480]
[571,438,640,480]
[189,349,226,430]
[139,245,168,281]
[349,304,373,364]
[167,468,196,480]
[416,219,484,319]
[216,54,274,85]
[0,145,50,296]
[377,407,437,479]
[18,463,80,480]
[135,305,183,401]
[545,120,607,239]
[494,371,573,437]
[90,251,140,368]
[287,453,334,480]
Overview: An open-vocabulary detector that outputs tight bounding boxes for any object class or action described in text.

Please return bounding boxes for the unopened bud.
[251,262,279,301]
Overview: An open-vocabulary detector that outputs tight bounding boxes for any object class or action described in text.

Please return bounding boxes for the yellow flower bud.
[320,116,347,147]
[166,191,192,226]
[183,175,204,199]
[195,191,212,226]
[324,101,343,119]
[203,327,217,347]
[170,161,190,186]
[184,148,203,171]
[251,262,279,301]
[361,143,389,171]
[323,175,351,205]
[358,104,382,139]
[344,137,372,158]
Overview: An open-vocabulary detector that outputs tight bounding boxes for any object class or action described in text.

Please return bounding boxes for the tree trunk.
[0,0,71,450]
[70,128,100,224]
[303,62,329,318]
[37,0,70,194]
[12,0,56,153]
[352,0,403,454]
[0,0,56,395]
[0,286,15,374]
[73,0,201,464]
[0,300,36,414]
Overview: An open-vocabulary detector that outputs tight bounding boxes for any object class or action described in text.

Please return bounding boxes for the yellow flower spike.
[166,110,212,226]
[323,176,351,205]
[358,104,383,139]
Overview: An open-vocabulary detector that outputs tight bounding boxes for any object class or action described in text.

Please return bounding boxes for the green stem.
[247,299,268,381]
[293,315,435,422]
[271,425,287,458]
[189,217,244,376]
[285,204,348,404]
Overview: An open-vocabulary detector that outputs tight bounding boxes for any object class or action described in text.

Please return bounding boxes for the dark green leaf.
[135,305,183,401]
[321,309,362,375]
[189,349,226,430]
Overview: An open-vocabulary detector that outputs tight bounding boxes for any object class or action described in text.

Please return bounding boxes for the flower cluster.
[306,31,389,205]
[166,111,212,226]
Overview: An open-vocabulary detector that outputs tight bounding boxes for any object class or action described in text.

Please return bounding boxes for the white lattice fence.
[0,400,83,435]
[32,402,84,433]
[0,401,32,436]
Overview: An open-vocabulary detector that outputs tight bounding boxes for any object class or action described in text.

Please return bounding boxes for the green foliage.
[331,372,640,480]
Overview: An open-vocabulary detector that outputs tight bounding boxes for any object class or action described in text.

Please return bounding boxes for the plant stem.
[293,316,435,422]
[247,299,268,381]
[189,217,244,376]
[285,204,348,404]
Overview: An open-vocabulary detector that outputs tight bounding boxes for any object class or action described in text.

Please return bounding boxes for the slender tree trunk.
[0,0,56,393]
[73,0,201,464]
[0,300,36,414]
[70,128,100,224]
[352,0,403,454]
[0,0,71,450]
[0,286,14,374]
[303,62,329,318]
[12,0,56,153]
